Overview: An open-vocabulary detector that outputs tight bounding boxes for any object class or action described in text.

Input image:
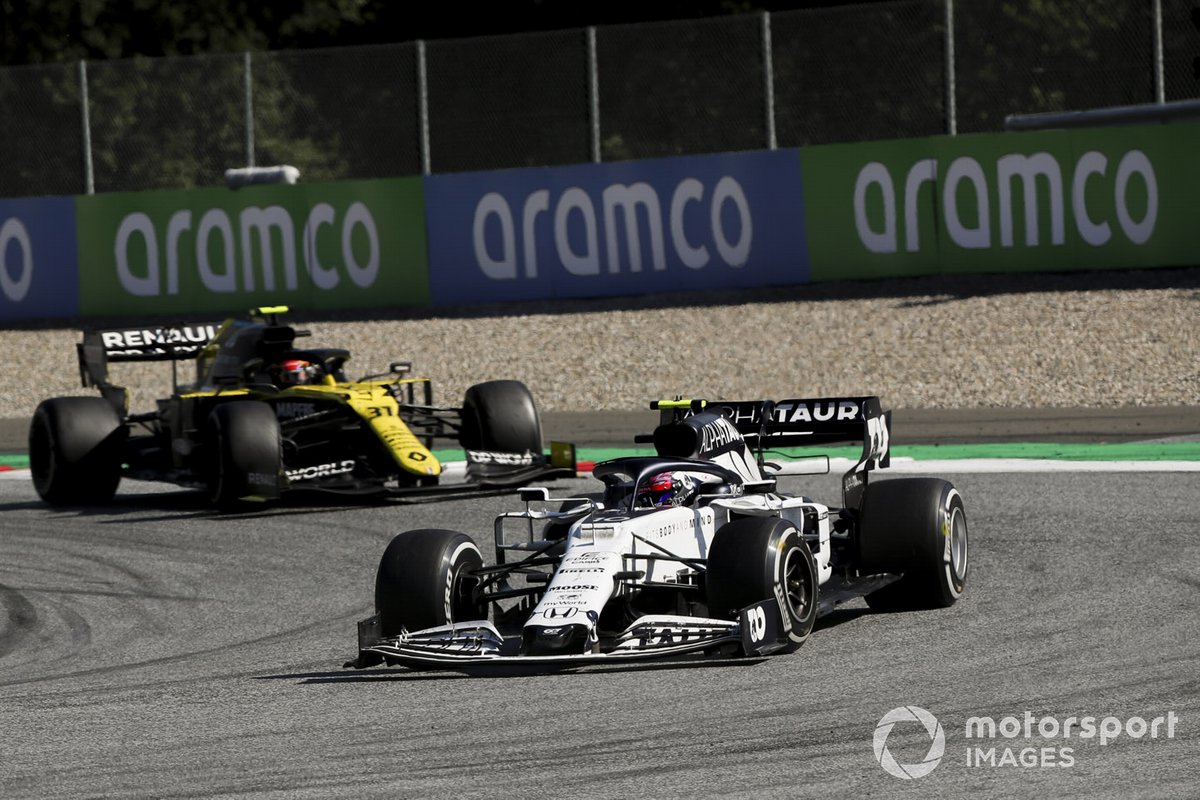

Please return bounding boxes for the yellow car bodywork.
[177,379,442,480]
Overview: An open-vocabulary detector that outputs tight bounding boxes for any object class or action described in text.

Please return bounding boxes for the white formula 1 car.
[347,395,968,670]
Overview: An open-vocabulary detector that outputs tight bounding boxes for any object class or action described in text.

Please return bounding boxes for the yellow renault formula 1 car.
[29,306,572,509]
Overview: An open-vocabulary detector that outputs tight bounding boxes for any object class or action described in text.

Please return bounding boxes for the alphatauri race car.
[29,306,572,509]
[347,395,969,671]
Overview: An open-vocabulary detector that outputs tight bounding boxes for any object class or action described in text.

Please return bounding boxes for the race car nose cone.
[520,623,590,656]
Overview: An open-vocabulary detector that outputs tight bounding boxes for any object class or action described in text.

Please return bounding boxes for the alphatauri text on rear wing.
[648,395,892,511]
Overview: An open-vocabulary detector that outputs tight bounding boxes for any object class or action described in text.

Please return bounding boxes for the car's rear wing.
[77,322,221,412]
[649,395,891,511]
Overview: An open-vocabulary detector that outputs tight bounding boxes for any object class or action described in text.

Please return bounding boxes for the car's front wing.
[348,601,789,672]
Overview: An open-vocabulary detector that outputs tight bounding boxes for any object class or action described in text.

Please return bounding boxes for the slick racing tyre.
[706,517,818,651]
[858,478,968,611]
[204,401,282,510]
[28,397,125,506]
[459,380,542,455]
[375,529,487,637]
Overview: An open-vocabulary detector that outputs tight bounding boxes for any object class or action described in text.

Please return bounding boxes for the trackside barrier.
[1,122,1197,323]
[801,122,1200,281]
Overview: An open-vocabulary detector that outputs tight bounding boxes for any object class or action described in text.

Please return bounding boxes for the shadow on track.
[257,654,771,685]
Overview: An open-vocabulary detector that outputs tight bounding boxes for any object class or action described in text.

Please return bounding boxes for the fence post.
[587,26,601,163]
[944,0,957,135]
[1153,0,1165,103]
[78,60,94,195]
[244,51,255,167]
[417,40,431,175]
[762,11,777,150]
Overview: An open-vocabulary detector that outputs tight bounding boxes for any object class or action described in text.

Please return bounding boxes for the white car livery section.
[350,394,972,671]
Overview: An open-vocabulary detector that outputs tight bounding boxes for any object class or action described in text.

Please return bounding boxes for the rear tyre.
[459,380,542,454]
[375,529,486,637]
[706,516,818,650]
[28,397,125,506]
[858,478,968,611]
[205,401,282,510]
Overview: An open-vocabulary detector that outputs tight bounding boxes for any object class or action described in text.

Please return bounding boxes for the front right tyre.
[458,380,543,455]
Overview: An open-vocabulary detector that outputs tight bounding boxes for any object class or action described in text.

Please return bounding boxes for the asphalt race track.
[1,461,1197,799]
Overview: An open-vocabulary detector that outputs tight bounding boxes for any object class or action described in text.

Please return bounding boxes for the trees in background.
[0,1,1192,198]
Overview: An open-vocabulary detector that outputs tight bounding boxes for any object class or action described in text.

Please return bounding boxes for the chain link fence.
[773,1,948,144]
[1,0,1198,199]
[426,28,592,172]
[0,62,84,197]
[254,43,422,181]
[956,0,1157,133]
[596,14,769,161]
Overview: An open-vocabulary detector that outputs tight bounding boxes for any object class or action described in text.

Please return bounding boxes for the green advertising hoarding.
[76,177,428,315]
[801,123,1200,281]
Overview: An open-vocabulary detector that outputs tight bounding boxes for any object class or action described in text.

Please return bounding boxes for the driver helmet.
[279,358,317,386]
[636,471,698,508]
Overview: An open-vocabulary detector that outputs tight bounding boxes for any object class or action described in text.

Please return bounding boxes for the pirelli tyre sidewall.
[459,380,543,455]
[204,401,283,510]
[29,396,125,506]
[859,477,968,611]
[706,516,818,651]
[375,529,486,638]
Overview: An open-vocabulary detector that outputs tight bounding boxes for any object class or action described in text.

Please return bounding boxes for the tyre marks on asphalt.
[2,472,1198,797]
[0,583,42,661]
[0,488,389,693]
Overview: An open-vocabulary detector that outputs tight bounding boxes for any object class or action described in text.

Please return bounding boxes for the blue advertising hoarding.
[425,150,808,304]
[0,196,78,321]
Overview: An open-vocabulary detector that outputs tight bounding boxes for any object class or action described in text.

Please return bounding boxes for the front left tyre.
[29,397,125,506]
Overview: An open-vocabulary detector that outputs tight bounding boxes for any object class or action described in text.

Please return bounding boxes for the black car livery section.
[31,305,574,510]
[347,394,967,672]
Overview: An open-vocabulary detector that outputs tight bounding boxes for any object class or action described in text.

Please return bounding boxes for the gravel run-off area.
[1,267,1196,421]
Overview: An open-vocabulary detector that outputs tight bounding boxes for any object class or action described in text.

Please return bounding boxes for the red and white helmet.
[279,358,315,385]
[636,471,698,508]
